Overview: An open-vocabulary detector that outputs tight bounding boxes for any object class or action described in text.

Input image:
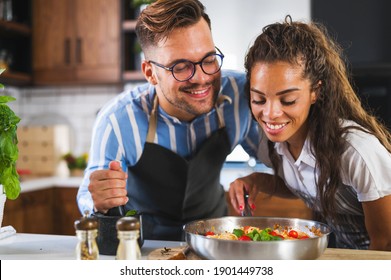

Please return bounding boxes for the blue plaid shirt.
[77,70,261,214]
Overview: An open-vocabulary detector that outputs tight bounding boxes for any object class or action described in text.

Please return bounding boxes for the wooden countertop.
[148,246,391,260]
[319,248,391,260]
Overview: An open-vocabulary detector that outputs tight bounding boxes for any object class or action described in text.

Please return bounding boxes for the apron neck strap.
[215,94,231,128]
[146,94,159,143]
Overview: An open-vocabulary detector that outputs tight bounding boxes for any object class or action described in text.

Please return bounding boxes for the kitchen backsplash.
[5,83,142,156]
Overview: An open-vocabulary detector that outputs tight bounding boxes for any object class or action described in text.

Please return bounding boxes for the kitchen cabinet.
[0,0,32,86]
[53,187,82,235]
[3,188,54,234]
[32,0,121,85]
[121,0,145,81]
[3,187,80,235]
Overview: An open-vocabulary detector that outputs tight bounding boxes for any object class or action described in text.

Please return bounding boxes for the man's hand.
[88,161,128,214]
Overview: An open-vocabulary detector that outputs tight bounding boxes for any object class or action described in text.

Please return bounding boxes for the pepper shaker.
[74,210,99,260]
[116,216,141,260]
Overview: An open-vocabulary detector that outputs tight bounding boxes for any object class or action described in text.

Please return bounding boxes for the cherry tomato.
[288,230,299,238]
[238,235,252,241]
[205,231,215,236]
[299,235,309,239]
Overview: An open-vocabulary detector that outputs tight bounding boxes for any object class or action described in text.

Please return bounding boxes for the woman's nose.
[263,101,282,119]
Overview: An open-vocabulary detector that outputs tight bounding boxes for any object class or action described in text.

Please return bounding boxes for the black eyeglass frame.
[148,47,224,82]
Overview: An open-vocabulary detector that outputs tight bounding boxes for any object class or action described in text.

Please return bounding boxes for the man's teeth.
[189,89,207,95]
[266,123,286,130]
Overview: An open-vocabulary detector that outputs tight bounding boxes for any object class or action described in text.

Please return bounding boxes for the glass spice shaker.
[116,216,141,260]
[74,210,99,260]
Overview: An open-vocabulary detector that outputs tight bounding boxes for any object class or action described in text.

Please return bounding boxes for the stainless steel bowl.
[184,216,331,260]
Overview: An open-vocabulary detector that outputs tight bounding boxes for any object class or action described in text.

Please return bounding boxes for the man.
[77,0,260,241]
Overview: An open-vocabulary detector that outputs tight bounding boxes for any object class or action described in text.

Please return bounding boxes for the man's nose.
[189,64,208,83]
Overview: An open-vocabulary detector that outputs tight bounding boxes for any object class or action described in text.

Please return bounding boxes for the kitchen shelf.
[0,0,32,86]
[0,69,31,85]
[0,19,31,36]
[121,0,145,82]
[122,20,137,31]
[122,70,145,81]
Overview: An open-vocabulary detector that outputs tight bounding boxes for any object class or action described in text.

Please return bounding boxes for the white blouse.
[256,120,391,249]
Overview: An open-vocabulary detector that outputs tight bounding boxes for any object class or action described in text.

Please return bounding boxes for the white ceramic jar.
[0,184,6,228]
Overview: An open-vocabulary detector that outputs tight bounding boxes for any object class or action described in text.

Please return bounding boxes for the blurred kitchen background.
[1,0,390,234]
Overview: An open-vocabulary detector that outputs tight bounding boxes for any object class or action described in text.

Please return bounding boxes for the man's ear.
[142,60,157,85]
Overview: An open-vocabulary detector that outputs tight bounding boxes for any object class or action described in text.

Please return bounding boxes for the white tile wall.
[5,85,128,156]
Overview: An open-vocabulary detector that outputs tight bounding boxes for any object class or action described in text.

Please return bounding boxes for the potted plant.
[62,152,88,177]
[0,68,21,227]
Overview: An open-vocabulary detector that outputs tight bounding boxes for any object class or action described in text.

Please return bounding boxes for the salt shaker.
[116,216,141,260]
[74,210,99,260]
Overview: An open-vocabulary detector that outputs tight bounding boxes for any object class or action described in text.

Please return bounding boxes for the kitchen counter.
[0,232,184,260]
[20,176,83,193]
[1,233,390,260]
[18,161,269,193]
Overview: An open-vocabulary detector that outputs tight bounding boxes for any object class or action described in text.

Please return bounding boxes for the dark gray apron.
[126,95,231,241]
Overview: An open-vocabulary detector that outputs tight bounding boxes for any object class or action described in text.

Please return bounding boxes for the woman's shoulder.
[339,120,391,200]
[340,120,386,150]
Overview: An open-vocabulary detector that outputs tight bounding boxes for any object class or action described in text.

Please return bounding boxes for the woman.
[229,16,391,250]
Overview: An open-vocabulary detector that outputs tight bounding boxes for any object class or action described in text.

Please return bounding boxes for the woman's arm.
[363,195,391,251]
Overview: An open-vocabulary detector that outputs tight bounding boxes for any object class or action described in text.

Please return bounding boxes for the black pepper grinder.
[106,205,125,216]
[74,210,99,260]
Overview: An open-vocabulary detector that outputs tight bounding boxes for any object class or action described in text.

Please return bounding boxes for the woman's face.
[250,61,317,151]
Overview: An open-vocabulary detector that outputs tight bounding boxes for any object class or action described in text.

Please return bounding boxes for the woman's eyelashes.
[251,99,266,105]
[281,99,296,106]
[251,98,296,106]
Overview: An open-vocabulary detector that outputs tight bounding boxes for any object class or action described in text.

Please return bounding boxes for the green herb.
[245,227,282,241]
[232,228,244,238]
[132,0,155,8]
[0,95,21,199]
[125,209,138,216]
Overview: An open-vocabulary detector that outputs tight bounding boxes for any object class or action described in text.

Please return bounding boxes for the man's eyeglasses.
[148,47,224,82]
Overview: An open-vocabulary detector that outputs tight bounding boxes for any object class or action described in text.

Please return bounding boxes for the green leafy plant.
[0,68,4,90]
[0,68,21,200]
[62,152,88,170]
[132,0,155,8]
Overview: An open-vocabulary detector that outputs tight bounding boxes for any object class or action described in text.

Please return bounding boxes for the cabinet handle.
[76,38,82,64]
[64,38,71,65]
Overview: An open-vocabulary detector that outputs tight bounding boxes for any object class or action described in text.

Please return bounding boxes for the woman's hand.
[229,172,294,215]
[229,173,262,215]
[88,161,128,214]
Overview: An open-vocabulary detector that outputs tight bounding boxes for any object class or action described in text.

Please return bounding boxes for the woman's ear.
[311,92,317,104]
[311,80,322,104]
[142,60,157,85]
